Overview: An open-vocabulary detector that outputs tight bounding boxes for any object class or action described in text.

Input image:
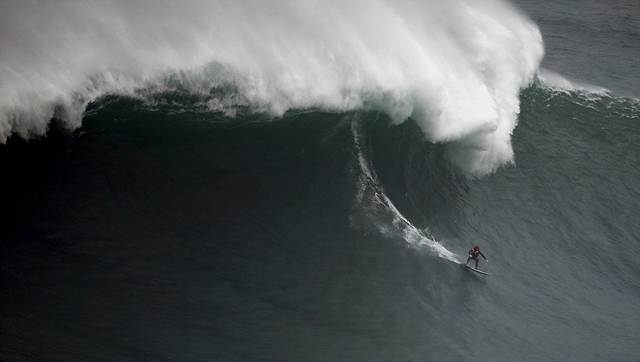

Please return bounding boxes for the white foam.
[0,0,543,175]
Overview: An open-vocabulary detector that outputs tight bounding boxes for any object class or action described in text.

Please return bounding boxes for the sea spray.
[0,0,543,175]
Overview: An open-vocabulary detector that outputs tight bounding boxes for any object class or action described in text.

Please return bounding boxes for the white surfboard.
[463,264,490,275]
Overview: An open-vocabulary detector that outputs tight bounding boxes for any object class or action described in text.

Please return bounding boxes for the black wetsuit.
[467,248,487,268]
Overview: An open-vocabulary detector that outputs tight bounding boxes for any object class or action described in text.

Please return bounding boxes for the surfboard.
[463,264,490,275]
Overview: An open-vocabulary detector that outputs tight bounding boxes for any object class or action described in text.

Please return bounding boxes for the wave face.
[1,82,639,361]
[0,0,543,175]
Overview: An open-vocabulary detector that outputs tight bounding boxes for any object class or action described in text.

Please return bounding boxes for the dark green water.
[1,1,639,361]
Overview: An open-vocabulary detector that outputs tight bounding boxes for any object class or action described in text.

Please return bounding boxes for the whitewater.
[0,0,543,176]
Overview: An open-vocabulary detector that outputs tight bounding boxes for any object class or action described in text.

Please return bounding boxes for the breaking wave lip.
[537,69,611,95]
[0,0,543,176]
[533,69,640,119]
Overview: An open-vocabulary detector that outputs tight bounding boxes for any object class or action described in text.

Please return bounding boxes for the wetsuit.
[466,248,487,269]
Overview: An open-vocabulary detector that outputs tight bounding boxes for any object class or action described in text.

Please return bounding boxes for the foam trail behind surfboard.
[350,116,460,263]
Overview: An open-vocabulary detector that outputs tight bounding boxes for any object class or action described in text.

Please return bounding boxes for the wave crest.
[0,0,543,175]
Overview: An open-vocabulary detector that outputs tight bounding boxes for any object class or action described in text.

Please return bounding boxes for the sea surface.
[1,1,639,361]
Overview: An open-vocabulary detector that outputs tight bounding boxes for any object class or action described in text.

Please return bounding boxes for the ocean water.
[1,1,639,361]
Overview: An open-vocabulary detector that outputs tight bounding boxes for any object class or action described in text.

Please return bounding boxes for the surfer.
[466,245,488,269]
